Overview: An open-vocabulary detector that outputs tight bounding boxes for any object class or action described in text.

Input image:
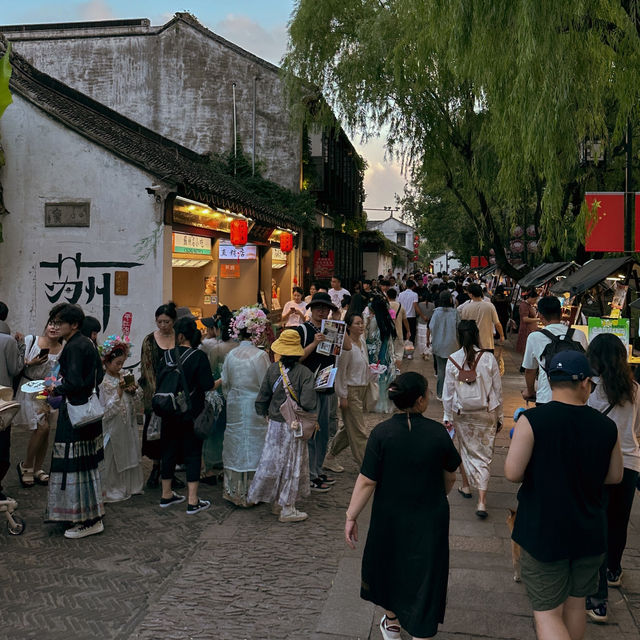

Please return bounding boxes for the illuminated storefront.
[167,196,301,318]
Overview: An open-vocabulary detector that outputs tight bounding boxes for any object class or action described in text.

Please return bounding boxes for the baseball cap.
[548,351,594,381]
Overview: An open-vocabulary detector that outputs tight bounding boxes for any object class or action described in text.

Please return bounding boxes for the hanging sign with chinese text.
[219,242,257,260]
[221,263,241,278]
[173,233,212,255]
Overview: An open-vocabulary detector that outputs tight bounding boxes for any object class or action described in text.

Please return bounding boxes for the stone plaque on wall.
[45,202,90,227]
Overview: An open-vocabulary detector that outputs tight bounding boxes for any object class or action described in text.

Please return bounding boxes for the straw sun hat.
[271,329,304,357]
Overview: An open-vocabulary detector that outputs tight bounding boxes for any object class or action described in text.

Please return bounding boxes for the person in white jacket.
[443,319,503,519]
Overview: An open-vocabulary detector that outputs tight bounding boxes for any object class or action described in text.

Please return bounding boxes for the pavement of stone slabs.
[0,342,638,639]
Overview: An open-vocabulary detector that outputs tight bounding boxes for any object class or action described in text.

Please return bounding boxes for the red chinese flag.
[479,256,488,267]
[470,256,479,268]
[585,192,624,252]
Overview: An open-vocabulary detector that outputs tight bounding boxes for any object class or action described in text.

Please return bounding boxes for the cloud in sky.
[78,0,116,20]
[353,137,407,217]
[214,13,288,66]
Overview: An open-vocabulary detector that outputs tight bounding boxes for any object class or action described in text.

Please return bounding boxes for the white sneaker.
[64,520,104,539]
[379,614,401,640]
[279,506,308,523]
[323,454,344,473]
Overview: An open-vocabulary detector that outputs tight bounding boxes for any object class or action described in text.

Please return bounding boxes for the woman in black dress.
[139,302,176,488]
[345,372,461,640]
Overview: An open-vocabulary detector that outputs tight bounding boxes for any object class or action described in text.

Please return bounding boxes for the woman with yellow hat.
[248,329,317,523]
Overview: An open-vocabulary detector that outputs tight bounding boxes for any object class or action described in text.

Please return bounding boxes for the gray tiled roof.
[1,37,299,230]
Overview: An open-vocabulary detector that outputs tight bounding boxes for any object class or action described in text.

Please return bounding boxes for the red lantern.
[230,219,248,246]
[280,231,294,253]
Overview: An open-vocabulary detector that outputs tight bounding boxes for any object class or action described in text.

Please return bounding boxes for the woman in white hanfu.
[98,336,144,503]
[221,307,270,507]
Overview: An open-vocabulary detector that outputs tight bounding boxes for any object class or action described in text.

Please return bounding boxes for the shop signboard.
[314,250,335,279]
[221,264,241,278]
[219,242,257,260]
[173,233,211,255]
[587,316,629,349]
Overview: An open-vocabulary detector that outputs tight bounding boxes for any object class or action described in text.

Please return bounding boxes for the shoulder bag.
[67,347,104,427]
[278,362,318,440]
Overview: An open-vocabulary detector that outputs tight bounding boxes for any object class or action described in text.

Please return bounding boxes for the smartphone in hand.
[37,348,50,359]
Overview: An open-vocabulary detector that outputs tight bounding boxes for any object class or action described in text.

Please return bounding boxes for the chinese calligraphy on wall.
[39,253,143,329]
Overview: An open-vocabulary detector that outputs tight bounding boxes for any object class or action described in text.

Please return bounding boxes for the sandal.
[17,462,35,488]
[34,470,49,485]
[200,473,219,486]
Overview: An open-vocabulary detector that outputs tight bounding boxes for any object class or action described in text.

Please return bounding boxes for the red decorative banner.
[121,312,132,337]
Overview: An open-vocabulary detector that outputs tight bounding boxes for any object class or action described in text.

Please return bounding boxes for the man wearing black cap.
[296,292,351,492]
[505,351,623,640]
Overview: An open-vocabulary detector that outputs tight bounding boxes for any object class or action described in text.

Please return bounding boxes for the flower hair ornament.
[230,306,269,345]
[98,335,132,360]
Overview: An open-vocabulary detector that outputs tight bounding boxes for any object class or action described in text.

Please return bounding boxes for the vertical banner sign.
[479,256,488,268]
[470,256,479,268]
[585,192,624,252]
[313,250,335,279]
[121,312,132,337]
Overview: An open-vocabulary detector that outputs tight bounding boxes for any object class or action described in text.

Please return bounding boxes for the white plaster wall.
[0,95,165,354]
[13,21,303,192]
[363,252,393,279]
[374,218,415,251]
[433,254,461,274]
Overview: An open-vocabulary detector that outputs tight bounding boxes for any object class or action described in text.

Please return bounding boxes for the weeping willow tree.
[284,1,640,272]
[0,40,13,241]
[429,0,640,252]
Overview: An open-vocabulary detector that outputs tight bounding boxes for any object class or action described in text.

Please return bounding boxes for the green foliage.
[208,142,316,229]
[284,1,640,274]
[0,41,12,123]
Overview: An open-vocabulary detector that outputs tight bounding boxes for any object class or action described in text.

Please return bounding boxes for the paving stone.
[1,345,638,639]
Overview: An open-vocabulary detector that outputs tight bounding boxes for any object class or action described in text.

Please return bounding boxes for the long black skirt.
[45,403,105,523]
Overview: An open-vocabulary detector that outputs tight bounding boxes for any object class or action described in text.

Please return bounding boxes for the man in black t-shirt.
[296,292,351,492]
[505,351,623,640]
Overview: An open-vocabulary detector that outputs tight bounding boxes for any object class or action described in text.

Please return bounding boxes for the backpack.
[448,350,489,412]
[538,328,585,374]
[151,347,196,418]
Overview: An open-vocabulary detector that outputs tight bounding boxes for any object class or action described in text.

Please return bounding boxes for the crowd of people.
[0,263,638,640]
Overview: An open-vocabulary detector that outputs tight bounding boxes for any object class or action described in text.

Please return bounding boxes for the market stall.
[549,257,640,359]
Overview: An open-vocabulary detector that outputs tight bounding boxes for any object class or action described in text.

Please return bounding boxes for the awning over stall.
[518,262,577,289]
[550,257,637,296]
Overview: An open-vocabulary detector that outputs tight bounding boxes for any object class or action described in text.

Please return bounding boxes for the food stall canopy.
[549,257,637,296]
[478,264,497,277]
[518,262,577,289]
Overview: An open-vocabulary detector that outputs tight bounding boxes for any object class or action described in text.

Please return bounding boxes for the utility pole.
[625,119,633,253]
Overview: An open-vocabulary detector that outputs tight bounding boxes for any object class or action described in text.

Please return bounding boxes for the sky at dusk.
[4,0,406,219]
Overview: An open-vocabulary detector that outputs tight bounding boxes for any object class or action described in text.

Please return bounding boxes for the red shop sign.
[313,250,335,279]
